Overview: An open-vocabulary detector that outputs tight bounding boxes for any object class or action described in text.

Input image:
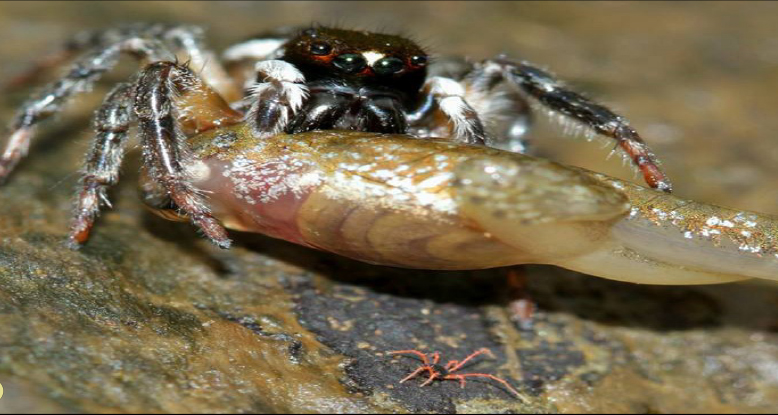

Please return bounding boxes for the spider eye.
[333,54,367,73]
[310,41,332,56]
[374,57,405,75]
[410,55,428,67]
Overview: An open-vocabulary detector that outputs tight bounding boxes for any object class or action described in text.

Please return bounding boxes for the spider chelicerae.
[0,23,671,248]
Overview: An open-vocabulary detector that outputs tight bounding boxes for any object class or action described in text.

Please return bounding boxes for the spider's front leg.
[471,58,673,192]
[408,77,488,145]
[70,64,242,248]
[246,60,308,138]
[134,62,234,248]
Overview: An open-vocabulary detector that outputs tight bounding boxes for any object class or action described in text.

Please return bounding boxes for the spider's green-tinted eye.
[411,55,428,67]
[310,41,332,56]
[374,57,405,75]
[333,54,367,73]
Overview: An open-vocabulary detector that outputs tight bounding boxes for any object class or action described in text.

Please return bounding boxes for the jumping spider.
[0,23,671,248]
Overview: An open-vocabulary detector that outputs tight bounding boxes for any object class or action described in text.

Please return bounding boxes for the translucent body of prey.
[175,126,778,285]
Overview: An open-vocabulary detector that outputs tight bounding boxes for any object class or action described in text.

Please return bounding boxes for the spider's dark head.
[282,27,429,97]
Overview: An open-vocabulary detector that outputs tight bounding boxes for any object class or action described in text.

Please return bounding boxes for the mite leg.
[134,62,230,248]
[447,374,524,398]
[471,57,672,192]
[420,371,440,387]
[69,82,135,247]
[388,350,431,366]
[246,60,309,137]
[398,367,427,384]
[407,76,487,145]
[0,38,174,183]
[446,348,493,373]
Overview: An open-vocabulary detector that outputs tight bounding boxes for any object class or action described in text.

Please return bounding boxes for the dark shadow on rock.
[228,230,777,333]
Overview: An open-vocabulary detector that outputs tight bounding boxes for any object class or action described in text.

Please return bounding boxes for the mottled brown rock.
[0,2,777,414]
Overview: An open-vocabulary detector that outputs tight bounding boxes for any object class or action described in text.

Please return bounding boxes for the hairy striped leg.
[470,57,673,192]
[70,63,242,247]
[134,62,232,248]
[0,23,243,184]
[0,38,173,183]
[5,24,239,99]
[69,82,135,246]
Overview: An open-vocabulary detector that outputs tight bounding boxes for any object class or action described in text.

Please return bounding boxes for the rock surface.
[0,2,777,413]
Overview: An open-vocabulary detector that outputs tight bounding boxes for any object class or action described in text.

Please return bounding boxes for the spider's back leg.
[0,23,244,183]
[0,37,173,183]
[69,82,135,246]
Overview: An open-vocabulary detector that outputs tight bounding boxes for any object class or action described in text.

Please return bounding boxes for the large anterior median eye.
[310,41,332,56]
[373,57,405,75]
[333,54,367,73]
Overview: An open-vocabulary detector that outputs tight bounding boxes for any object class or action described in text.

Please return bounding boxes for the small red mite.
[389,348,524,399]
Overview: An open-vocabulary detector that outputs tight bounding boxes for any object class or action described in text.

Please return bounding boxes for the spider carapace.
[277,27,430,135]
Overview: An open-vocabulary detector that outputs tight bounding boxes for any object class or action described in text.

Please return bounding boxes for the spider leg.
[446,348,494,373]
[4,46,81,92]
[134,61,230,248]
[222,27,295,93]
[431,57,532,153]
[69,82,135,247]
[69,63,241,247]
[6,24,241,100]
[246,60,309,138]
[159,25,242,103]
[0,38,174,183]
[449,373,524,399]
[471,57,673,192]
[2,28,115,92]
[407,76,487,145]
[168,66,243,136]
[222,30,290,63]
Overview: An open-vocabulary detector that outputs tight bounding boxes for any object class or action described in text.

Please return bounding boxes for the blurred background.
[2,1,778,212]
